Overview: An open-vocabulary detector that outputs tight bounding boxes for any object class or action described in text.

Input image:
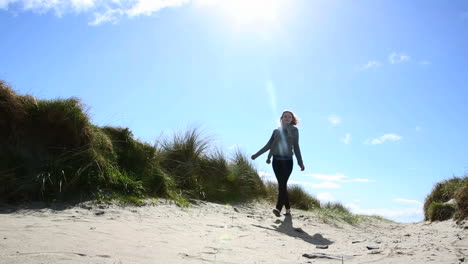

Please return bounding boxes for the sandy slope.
[0,200,466,264]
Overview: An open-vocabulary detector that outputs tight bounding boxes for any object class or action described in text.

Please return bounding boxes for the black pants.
[272,158,293,211]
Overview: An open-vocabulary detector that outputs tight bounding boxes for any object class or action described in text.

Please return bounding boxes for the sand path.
[0,200,466,264]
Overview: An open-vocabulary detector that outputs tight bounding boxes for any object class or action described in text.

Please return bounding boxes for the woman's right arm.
[251,130,276,160]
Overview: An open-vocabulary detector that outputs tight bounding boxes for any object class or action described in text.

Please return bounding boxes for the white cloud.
[393,198,423,206]
[290,180,341,189]
[389,52,410,64]
[328,115,341,126]
[342,133,351,144]
[0,0,196,24]
[347,178,372,182]
[304,173,373,183]
[258,171,272,177]
[359,60,381,71]
[345,203,423,223]
[307,173,346,181]
[317,192,335,202]
[192,0,219,6]
[365,133,402,145]
[125,0,190,17]
[71,0,94,10]
[89,8,123,25]
[258,171,275,182]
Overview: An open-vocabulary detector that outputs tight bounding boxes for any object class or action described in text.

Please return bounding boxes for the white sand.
[0,200,466,264]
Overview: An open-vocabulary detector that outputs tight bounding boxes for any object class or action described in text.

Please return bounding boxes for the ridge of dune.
[0,200,466,264]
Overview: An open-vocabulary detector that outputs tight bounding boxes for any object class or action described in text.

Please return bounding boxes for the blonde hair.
[280,110,300,126]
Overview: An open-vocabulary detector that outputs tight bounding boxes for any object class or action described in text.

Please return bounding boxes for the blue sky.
[1,0,467,222]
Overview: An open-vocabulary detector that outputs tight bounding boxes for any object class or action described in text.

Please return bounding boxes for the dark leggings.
[272,158,293,211]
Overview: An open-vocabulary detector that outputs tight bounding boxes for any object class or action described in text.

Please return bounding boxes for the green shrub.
[0,83,99,201]
[141,162,173,197]
[101,126,170,197]
[100,165,144,196]
[427,202,456,221]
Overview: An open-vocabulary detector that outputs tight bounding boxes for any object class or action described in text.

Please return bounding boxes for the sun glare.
[219,0,285,30]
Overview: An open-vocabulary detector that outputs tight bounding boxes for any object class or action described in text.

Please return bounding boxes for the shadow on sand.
[252,215,333,246]
[0,201,82,214]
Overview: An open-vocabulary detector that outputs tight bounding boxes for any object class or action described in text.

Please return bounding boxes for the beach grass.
[424,175,468,221]
[1,83,265,206]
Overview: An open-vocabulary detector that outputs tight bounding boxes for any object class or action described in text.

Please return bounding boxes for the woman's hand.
[300,164,305,171]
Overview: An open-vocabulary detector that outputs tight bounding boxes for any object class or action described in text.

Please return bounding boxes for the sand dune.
[0,200,466,264]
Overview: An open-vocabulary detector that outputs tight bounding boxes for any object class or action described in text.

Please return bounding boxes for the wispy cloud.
[89,8,123,25]
[419,60,431,65]
[304,173,373,183]
[328,115,342,126]
[345,203,423,223]
[342,133,351,144]
[290,180,341,189]
[71,0,95,10]
[389,52,410,64]
[365,133,402,145]
[357,60,381,71]
[307,173,346,181]
[393,198,423,206]
[126,0,190,17]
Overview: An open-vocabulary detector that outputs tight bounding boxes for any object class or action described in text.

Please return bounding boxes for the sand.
[0,200,466,264]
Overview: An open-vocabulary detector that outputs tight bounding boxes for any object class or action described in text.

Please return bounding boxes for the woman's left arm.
[293,128,305,171]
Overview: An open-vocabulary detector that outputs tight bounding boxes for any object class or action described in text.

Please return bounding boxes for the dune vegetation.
[2,80,466,224]
[424,175,468,222]
[0,80,266,206]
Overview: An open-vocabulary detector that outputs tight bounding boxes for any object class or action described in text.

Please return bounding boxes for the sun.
[218,0,285,30]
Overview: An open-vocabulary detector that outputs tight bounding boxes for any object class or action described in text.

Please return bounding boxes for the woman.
[251,110,305,217]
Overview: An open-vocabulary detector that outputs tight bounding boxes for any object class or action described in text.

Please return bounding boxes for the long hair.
[280,110,300,126]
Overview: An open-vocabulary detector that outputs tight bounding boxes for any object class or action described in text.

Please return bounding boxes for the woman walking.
[251,110,305,217]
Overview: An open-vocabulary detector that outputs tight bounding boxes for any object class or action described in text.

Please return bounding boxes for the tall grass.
[263,180,360,224]
[156,129,266,202]
[318,202,361,225]
[424,175,468,221]
[1,81,270,204]
[225,151,266,201]
[287,184,320,210]
[157,128,209,198]
[264,180,320,210]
